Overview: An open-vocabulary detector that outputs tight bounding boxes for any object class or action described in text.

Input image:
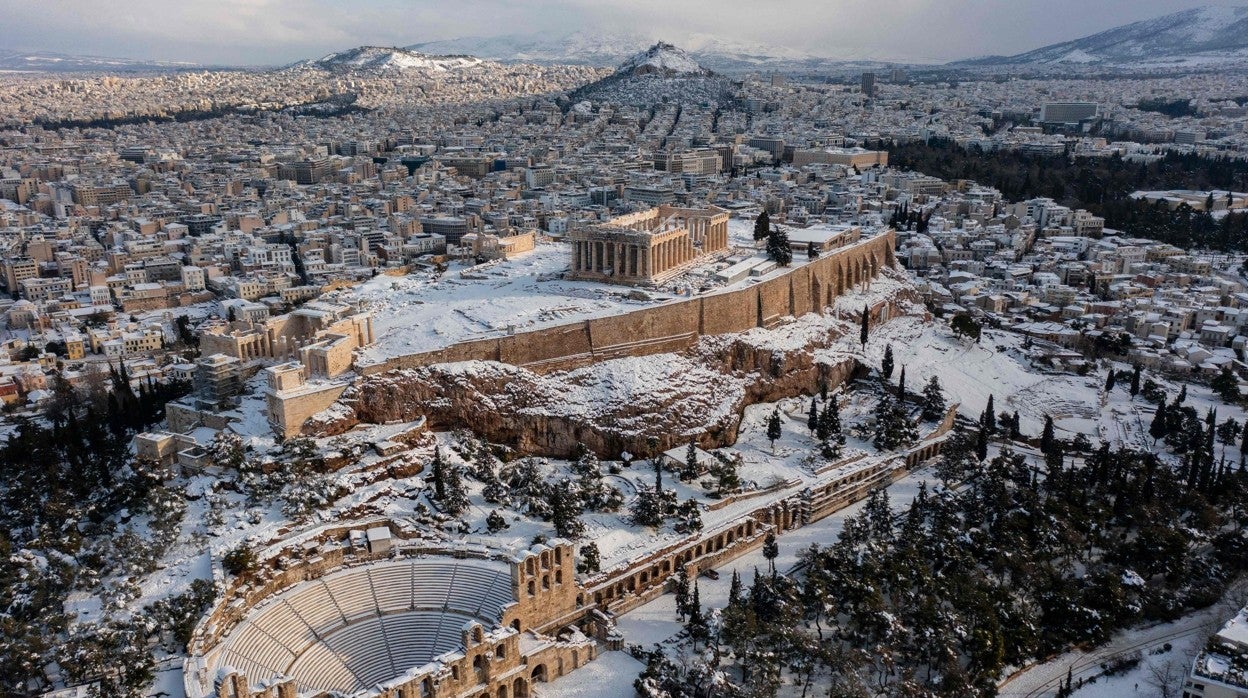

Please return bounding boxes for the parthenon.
[568,205,730,285]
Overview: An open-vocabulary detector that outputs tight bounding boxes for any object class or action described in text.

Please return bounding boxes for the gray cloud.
[0,0,1222,65]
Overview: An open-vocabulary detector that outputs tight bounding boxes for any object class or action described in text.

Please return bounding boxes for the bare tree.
[1146,659,1182,698]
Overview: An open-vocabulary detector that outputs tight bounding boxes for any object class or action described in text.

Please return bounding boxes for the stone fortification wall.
[360,232,895,377]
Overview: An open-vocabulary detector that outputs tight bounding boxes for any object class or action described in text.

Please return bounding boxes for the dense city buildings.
[6,4,1248,698]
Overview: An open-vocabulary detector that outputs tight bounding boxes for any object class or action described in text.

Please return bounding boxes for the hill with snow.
[956,5,1248,68]
[297,46,483,74]
[614,42,712,77]
[569,42,734,106]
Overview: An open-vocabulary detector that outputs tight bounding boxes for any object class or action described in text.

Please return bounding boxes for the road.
[999,579,1248,697]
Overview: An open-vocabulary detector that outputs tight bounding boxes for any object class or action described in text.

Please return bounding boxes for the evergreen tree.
[1040,415,1055,455]
[687,582,709,647]
[975,427,989,461]
[440,464,469,516]
[806,398,819,433]
[549,478,585,538]
[682,442,699,482]
[897,366,907,403]
[430,447,446,501]
[766,227,793,266]
[763,531,779,575]
[882,344,894,380]
[982,395,997,435]
[1149,401,1168,444]
[673,567,691,621]
[1212,366,1240,402]
[860,305,870,347]
[577,541,601,574]
[1129,364,1142,397]
[753,210,770,242]
[1105,370,1116,392]
[766,408,782,451]
[486,509,509,533]
[727,569,743,607]
[1178,383,1188,404]
[921,376,947,421]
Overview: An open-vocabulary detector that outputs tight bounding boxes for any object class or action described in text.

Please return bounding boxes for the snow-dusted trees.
[817,396,846,459]
[577,541,601,574]
[872,392,918,451]
[881,344,895,380]
[766,226,792,266]
[920,376,946,421]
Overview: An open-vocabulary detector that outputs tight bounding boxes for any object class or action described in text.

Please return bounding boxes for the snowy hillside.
[615,42,712,77]
[299,46,483,74]
[957,5,1248,67]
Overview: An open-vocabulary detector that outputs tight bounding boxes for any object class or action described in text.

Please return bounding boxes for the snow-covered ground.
[540,650,644,698]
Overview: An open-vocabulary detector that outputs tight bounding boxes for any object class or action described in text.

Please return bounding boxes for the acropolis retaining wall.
[359,231,896,376]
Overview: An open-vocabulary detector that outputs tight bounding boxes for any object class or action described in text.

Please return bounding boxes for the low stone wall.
[359,232,896,377]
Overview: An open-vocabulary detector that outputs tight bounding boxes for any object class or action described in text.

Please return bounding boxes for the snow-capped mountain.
[408,30,652,67]
[406,30,885,73]
[0,49,205,73]
[615,42,712,77]
[298,46,482,74]
[957,5,1248,68]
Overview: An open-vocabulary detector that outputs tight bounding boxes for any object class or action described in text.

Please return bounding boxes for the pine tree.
[441,464,469,516]
[753,210,770,241]
[807,398,819,433]
[921,376,946,421]
[767,408,782,451]
[975,427,989,461]
[1011,411,1022,440]
[486,509,509,533]
[1178,383,1188,404]
[897,366,907,403]
[881,344,894,380]
[1040,415,1055,455]
[673,567,691,621]
[860,305,870,347]
[766,227,793,266]
[549,478,585,538]
[1129,364,1142,397]
[577,541,601,574]
[1105,370,1116,392]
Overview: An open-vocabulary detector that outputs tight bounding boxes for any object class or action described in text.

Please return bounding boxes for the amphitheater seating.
[210,556,517,696]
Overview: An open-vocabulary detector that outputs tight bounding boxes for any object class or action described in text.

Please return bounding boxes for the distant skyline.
[0,0,1227,65]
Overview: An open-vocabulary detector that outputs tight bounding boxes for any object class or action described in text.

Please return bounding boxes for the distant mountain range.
[957,5,1248,68]
[406,30,897,73]
[0,49,207,73]
[9,6,1248,76]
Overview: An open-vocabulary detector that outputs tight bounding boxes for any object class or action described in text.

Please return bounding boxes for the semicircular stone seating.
[211,557,515,695]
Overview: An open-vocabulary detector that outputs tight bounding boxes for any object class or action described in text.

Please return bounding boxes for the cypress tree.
[431,447,446,501]
[882,344,894,380]
[982,395,996,435]
[807,398,819,433]
[1040,415,1055,455]
[753,210,770,241]
[1130,365,1142,397]
[860,305,870,347]
[1150,401,1168,444]
[1105,370,1116,392]
[897,366,906,403]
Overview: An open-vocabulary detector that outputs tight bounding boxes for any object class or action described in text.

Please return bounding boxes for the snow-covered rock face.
[304,46,483,74]
[615,42,712,77]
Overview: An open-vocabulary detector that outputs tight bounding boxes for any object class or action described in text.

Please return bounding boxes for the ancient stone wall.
[360,232,896,377]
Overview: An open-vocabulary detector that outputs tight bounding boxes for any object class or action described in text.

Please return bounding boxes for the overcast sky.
[0,0,1222,65]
